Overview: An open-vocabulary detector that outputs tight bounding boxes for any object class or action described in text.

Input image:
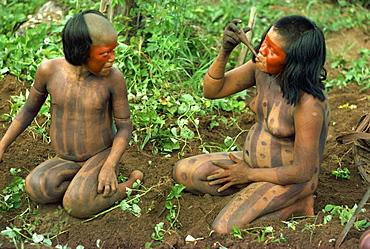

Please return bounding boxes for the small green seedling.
[230,225,277,242]
[151,222,166,241]
[150,184,186,242]
[1,225,53,247]
[272,233,288,243]
[355,218,370,231]
[282,220,298,230]
[165,184,186,229]
[166,184,186,200]
[83,179,154,222]
[332,167,350,179]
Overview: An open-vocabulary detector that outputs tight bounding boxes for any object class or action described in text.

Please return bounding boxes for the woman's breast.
[248,95,295,138]
[243,123,295,168]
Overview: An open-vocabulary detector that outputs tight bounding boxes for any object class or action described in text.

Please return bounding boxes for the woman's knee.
[173,159,189,185]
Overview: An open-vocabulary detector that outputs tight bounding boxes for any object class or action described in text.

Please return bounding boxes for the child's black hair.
[62,10,106,66]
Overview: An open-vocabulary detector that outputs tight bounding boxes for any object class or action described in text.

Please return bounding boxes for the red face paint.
[87,43,118,74]
[258,34,286,74]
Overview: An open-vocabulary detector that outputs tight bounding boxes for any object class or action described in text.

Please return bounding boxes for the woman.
[173,15,330,233]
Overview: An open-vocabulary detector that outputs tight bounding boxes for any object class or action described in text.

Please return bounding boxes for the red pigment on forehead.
[263,34,286,74]
[265,34,285,56]
[87,43,118,74]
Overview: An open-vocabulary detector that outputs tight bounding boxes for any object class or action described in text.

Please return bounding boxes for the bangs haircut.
[252,15,327,105]
[62,10,106,66]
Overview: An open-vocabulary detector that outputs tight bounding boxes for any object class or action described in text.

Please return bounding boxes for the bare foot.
[287,195,315,218]
[118,170,144,198]
[277,195,314,220]
[255,195,314,221]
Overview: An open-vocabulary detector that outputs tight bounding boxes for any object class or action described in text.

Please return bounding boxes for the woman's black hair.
[62,10,107,66]
[252,15,327,105]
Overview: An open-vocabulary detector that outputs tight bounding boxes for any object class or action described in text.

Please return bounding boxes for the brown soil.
[0,29,369,249]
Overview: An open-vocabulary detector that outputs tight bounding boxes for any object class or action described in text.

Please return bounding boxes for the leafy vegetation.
[0,168,25,212]
[150,184,185,242]
[322,204,370,230]
[1,0,368,155]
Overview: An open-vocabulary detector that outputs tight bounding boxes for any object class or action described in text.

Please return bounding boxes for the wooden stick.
[235,6,257,68]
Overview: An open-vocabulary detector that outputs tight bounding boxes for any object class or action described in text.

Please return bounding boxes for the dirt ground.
[0,28,369,248]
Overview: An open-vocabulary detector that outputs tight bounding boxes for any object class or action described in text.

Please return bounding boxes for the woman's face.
[255,28,286,74]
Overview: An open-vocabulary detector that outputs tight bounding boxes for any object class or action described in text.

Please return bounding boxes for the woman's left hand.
[207,153,250,192]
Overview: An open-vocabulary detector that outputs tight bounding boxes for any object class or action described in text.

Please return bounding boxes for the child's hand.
[97,167,118,197]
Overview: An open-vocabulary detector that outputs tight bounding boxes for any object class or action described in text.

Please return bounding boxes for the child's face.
[86,41,118,76]
[255,29,286,74]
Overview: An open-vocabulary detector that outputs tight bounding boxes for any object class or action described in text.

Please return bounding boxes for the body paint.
[259,34,286,74]
[87,43,118,73]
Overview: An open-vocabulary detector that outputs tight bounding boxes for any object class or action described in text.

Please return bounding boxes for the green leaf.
[166,184,186,200]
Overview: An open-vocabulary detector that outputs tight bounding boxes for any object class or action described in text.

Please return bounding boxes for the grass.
[0,0,369,247]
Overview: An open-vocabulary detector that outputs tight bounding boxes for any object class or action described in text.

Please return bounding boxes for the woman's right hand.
[222,19,251,53]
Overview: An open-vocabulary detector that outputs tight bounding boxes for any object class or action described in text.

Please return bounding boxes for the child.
[0,10,143,218]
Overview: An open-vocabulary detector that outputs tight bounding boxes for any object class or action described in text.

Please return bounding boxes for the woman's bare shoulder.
[295,91,330,120]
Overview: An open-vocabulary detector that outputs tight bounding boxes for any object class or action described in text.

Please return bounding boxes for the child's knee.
[25,173,43,202]
[25,173,63,203]
[63,193,92,218]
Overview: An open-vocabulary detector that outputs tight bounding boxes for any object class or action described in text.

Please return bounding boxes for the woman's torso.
[244,72,330,168]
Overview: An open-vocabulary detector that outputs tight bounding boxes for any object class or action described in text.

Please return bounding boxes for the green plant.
[1,91,28,121]
[230,225,278,242]
[282,220,299,230]
[118,181,143,217]
[0,204,70,248]
[272,233,288,243]
[322,204,366,226]
[1,225,52,247]
[355,218,370,231]
[326,48,370,90]
[165,184,186,229]
[150,222,166,241]
[332,167,351,179]
[0,168,26,212]
[150,184,186,242]
[1,91,51,142]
